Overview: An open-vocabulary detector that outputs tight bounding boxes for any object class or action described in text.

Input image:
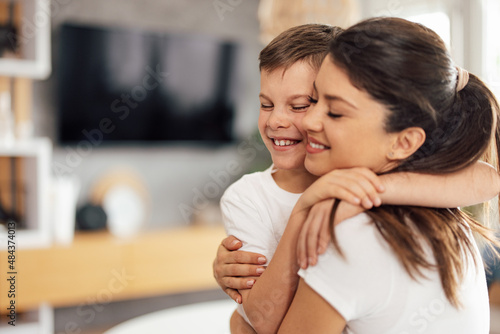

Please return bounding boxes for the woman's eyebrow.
[313,81,357,110]
[324,95,358,110]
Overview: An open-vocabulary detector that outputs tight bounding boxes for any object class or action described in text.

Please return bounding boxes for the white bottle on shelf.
[0,91,14,146]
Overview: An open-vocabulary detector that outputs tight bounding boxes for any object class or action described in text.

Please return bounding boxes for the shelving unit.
[0,0,51,79]
[0,137,52,249]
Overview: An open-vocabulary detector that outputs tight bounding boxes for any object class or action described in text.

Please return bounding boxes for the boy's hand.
[297,199,334,269]
[213,235,267,304]
[298,167,385,212]
[296,168,383,269]
[297,200,364,269]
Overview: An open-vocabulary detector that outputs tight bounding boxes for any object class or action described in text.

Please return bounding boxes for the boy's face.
[258,61,317,171]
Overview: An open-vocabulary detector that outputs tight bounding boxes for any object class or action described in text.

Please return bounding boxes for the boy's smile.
[258,61,317,171]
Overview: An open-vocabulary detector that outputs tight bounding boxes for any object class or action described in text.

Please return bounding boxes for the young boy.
[213,24,500,333]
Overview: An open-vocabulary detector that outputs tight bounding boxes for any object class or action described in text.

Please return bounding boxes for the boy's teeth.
[310,142,327,149]
[274,139,297,146]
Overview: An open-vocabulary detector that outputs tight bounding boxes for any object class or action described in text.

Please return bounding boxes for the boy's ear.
[387,127,426,161]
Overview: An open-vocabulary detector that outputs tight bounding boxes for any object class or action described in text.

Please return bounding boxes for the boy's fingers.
[343,173,380,204]
[306,204,328,266]
[221,235,243,251]
[318,216,331,254]
[223,263,266,277]
[320,183,362,207]
[223,276,256,291]
[355,168,385,192]
[340,173,379,208]
[297,212,314,269]
[325,168,383,206]
[224,288,243,304]
[227,250,267,265]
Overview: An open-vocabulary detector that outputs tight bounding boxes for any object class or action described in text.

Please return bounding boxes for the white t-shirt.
[221,165,301,264]
[221,165,301,324]
[299,213,490,334]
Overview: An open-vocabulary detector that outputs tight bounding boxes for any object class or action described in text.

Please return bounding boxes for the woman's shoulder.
[313,213,399,277]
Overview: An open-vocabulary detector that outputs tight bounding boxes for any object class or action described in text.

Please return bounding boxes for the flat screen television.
[57,23,240,145]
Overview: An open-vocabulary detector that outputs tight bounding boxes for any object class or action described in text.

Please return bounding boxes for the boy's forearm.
[230,310,257,334]
[380,161,499,207]
[240,208,306,334]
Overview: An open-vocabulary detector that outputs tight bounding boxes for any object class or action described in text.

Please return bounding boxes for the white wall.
[357,0,484,73]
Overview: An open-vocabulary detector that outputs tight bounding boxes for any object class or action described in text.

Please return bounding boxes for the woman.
[278,17,499,333]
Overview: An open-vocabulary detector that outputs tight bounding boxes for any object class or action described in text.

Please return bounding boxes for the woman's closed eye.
[261,103,273,110]
[327,111,342,119]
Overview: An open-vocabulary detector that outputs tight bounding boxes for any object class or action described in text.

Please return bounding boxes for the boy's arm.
[278,278,345,334]
[239,171,382,333]
[380,161,499,207]
[297,162,500,270]
[230,310,257,334]
[238,206,307,334]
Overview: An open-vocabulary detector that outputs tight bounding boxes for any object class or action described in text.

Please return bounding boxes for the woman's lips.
[306,138,330,154]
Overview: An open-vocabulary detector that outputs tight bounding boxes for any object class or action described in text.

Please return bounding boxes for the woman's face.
[303,56,398,176]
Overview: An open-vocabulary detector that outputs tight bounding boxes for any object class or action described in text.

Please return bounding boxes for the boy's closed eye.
[291,105,310,112]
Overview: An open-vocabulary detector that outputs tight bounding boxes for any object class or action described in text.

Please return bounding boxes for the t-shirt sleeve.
[298,214,394,321]
[220,182,277,262]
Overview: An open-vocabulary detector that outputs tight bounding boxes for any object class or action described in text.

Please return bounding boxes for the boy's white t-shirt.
[221,165,301,264]
[221,165,301,323]
[299,213,490,334]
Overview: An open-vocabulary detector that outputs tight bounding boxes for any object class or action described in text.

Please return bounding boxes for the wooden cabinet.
[0,225,226,313]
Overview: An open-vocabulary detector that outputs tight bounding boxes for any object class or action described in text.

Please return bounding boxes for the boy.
[214,24,499,333]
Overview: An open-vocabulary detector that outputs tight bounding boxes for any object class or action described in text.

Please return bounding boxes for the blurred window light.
[484,0,500,97]
[406,12,451,48]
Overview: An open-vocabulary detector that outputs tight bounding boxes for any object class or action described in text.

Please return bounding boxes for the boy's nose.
[267,109,290,130]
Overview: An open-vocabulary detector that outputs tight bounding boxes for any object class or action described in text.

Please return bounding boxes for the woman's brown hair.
[328,17,500,307]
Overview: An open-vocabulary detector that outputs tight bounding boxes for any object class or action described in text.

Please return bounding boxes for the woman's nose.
[302,104,322,132]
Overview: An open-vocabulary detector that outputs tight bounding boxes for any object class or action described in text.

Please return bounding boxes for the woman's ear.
[387,127,426,160]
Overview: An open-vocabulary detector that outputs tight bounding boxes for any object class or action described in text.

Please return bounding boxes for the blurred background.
[0,0,499,333]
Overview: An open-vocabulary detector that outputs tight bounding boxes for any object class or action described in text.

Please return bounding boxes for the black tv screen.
[57,23,239,144]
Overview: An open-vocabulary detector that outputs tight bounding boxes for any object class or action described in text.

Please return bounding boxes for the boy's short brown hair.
[259,24,343,73]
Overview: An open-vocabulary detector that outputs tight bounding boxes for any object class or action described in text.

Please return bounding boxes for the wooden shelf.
[0,225,226,313]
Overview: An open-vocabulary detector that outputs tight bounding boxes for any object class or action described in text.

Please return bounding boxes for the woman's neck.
[272,167,318,194]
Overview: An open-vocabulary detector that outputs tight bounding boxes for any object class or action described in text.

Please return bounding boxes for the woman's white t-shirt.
[299,213,490,334]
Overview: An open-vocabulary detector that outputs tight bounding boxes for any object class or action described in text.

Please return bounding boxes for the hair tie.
[456,66,469,92]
